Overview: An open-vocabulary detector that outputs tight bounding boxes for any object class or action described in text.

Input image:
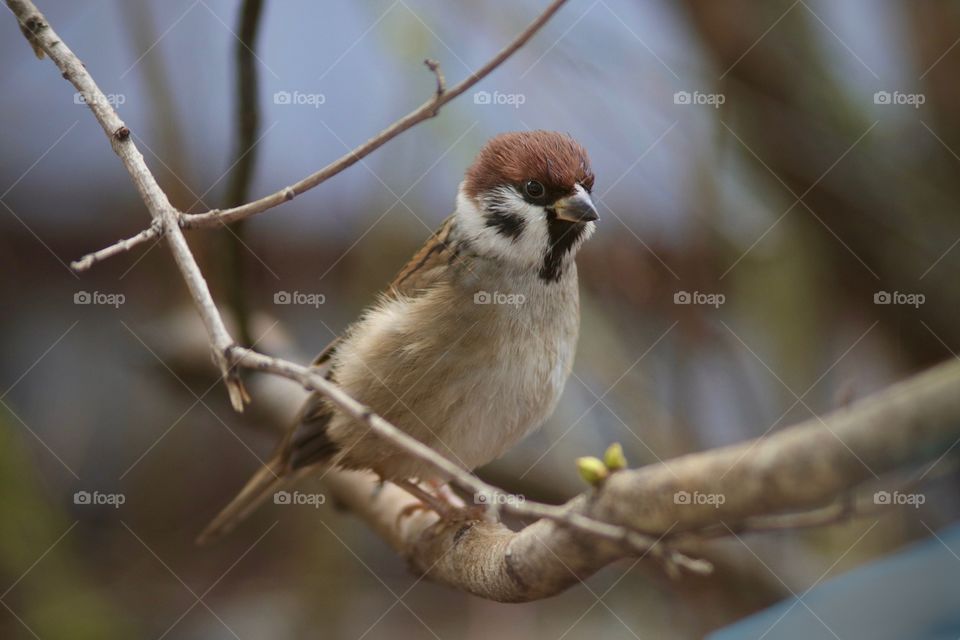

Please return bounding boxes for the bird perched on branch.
[198,130,598,542]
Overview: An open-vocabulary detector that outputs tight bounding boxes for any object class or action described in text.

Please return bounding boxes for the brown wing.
[283,215,459,471]
[386,214,459,299]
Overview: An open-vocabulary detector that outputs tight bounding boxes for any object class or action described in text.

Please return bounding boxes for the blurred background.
[2,0,960,638]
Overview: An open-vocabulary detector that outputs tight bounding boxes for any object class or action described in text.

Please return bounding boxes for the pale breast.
[326,264,580,481]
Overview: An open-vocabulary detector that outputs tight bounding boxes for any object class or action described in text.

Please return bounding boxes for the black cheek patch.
[484,210,526,241]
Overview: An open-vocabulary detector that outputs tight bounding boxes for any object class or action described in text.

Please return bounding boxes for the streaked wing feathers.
[283,214,458,471]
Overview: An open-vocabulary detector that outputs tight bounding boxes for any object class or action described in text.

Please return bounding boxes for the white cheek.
[455,185,548,269]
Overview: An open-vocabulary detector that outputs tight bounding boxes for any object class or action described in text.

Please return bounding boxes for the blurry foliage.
[0,413,136,639]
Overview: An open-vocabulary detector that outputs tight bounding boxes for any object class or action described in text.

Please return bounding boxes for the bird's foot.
[393,479,485,525]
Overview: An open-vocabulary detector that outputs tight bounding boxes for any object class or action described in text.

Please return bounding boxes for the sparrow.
[198,130,598,542]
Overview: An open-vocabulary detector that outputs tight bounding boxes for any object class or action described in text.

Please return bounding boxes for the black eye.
[524,180,545,199]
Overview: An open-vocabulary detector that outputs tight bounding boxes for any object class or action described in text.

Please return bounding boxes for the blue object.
[710,522,960,640]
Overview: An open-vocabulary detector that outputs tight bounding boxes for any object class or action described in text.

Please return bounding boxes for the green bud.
[603,442,627,471]
[576,456,609,486]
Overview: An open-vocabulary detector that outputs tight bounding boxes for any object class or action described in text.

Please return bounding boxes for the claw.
[392,478,483,523]
[396,501,430,527]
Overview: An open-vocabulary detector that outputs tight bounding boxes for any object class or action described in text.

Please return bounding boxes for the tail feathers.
[196,457,286,545]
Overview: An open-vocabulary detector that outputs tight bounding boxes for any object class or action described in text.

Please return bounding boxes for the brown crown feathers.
[463,130,595,201]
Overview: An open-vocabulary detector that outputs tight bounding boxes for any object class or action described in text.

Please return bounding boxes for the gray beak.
[553,191,599,223]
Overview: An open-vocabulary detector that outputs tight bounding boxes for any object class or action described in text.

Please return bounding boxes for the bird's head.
[456,130,597,282]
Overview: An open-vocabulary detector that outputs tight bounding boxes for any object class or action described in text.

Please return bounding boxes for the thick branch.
[343,358,960,600]
[588,358,960,535]
[245,354,960,601]
[323,470,637,602]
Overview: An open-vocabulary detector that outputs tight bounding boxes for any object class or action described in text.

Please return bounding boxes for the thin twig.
[424,58,446,97]
[71,222,161,271]
[689,501,856,540]
[68,0,568,266]
[178,0,568,228]
[690,457,960,539]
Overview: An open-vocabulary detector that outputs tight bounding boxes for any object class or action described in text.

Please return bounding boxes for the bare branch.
[178,0,568,229]
[587,358,960,536]
[68,0,568,266]
[7,0,247,410]
[71,222,161,272]
[424,58,446,97]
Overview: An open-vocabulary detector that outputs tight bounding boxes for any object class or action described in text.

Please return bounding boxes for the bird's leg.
[392,478,487,525]
[396,478,451,512]
[426,478,497,521]
[393,479,456,523]
[425,477,465,509]
[394,478,494,528]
